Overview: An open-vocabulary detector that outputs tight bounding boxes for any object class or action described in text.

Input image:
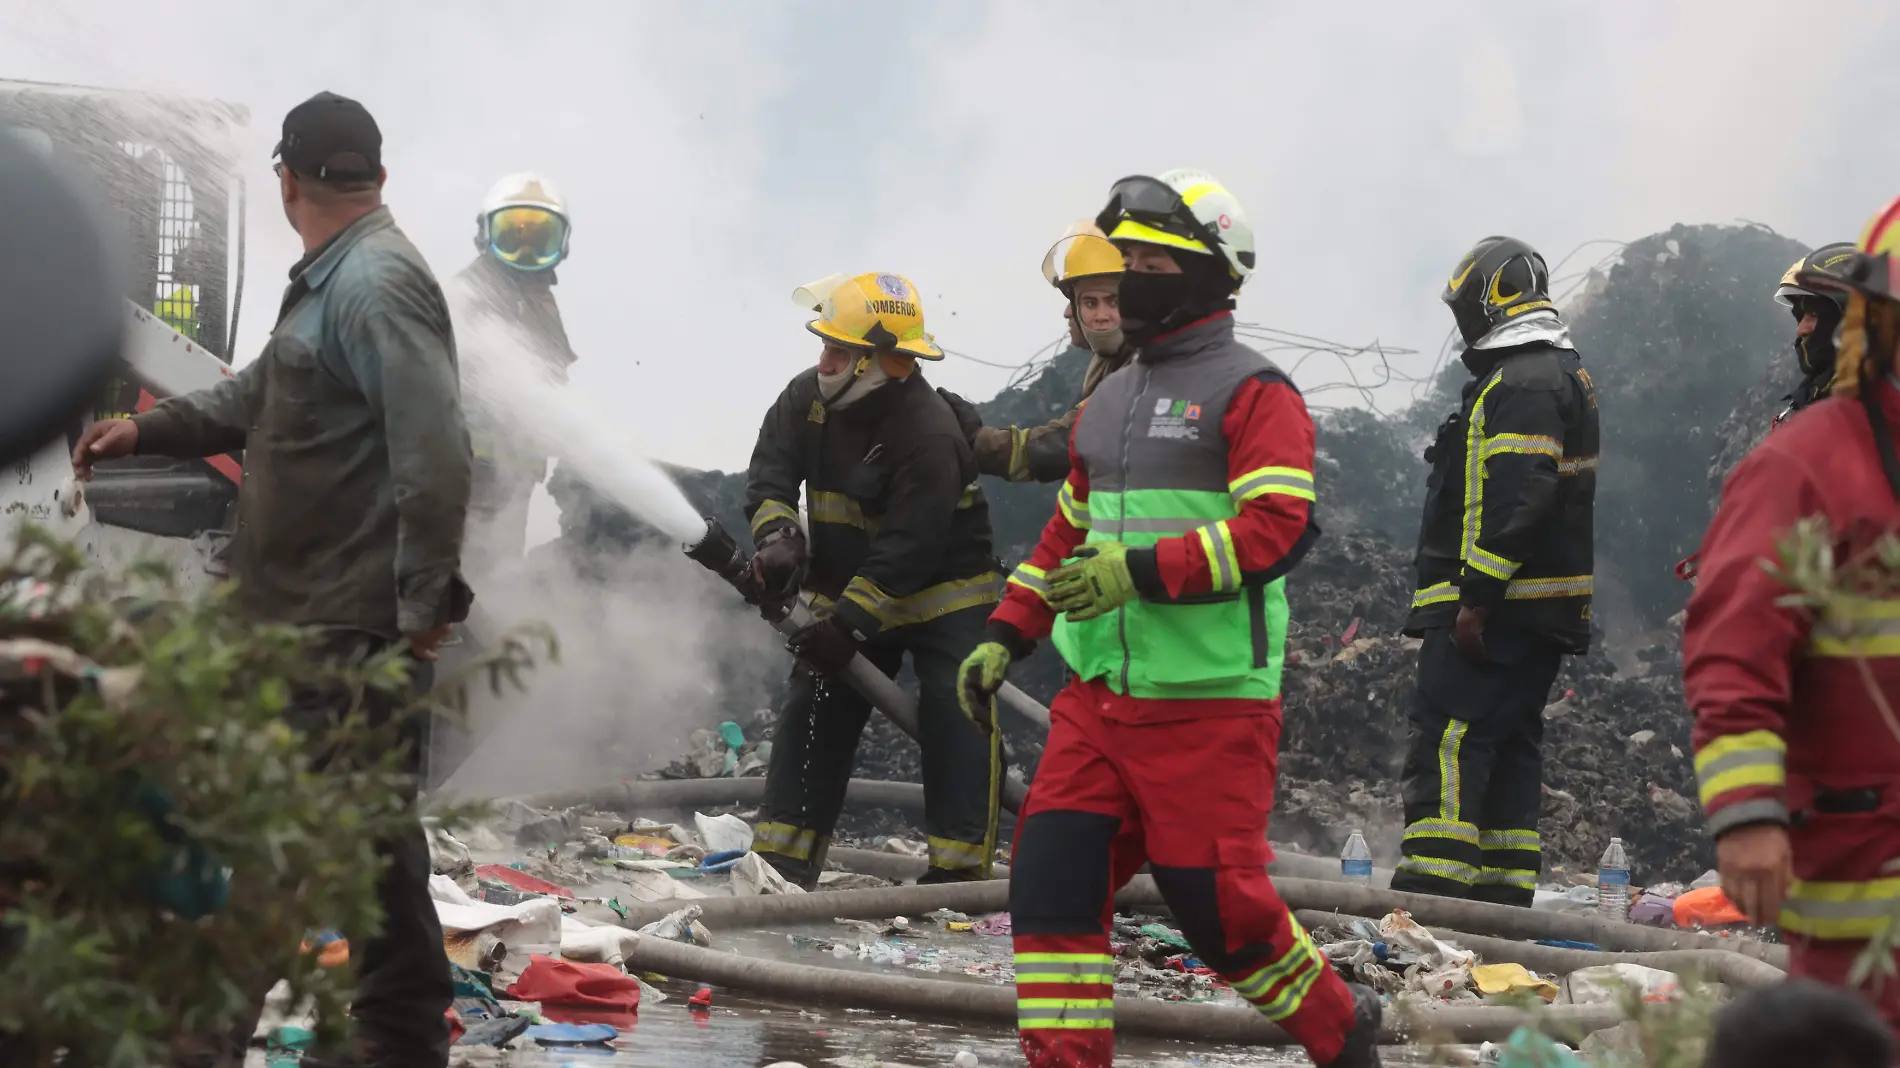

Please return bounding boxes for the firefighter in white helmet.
[448,172,577,575]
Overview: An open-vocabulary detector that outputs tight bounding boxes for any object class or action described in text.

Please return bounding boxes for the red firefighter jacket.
[1684,380,1900,940]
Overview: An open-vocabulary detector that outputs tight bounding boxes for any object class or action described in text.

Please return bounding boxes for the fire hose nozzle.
[683,517,752,589]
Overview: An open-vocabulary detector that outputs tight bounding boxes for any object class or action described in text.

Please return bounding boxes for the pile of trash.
[650,718,771,780]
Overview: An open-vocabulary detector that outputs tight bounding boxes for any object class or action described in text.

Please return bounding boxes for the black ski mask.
[1117,251,1235,345]
[1793,295,1844,376]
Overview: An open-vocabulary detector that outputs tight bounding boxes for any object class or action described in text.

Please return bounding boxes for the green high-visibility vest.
[1049,324,1292,701]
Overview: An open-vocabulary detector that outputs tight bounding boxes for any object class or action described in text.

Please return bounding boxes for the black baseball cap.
[273,91,381,181]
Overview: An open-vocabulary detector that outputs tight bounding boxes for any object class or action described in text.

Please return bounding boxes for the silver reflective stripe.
[1559,455,1598,476]
[1697,748,1784,782]
[1201,523,1237,590]
[1230,472,1313,500]
[1704,798,1789,838]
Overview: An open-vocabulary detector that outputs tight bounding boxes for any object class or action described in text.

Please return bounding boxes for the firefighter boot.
[1321,984,1383,1068]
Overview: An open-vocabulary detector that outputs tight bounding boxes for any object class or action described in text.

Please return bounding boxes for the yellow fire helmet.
[1041,220,1125,293]
[1799,196,1900,397]
[792,271,944,360]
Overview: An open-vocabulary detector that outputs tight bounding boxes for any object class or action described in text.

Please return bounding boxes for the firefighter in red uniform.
[1685,194,1900,1037]
[958,170,1381,1068]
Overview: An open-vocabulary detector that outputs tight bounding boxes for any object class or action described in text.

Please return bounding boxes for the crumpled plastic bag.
[1558,963,1681,1006]
[1477,1025,1586,1066]
[732,851,806,896]
[1379,910,1474,969]
[620,866,707,903]
[1412,962,1475,998]
[1471,962,1559,1001]
[638,904,713,947]
[694,811,754,854]
[1320,939,1380,967]
[559,917,641,969]
[429,873,563,945]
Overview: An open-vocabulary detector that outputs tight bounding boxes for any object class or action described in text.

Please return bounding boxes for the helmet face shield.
[1042,233,1125,288]
[487,205,569,271]
[1097,175,1213,255]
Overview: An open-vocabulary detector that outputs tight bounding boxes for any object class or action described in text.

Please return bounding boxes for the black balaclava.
[1118,249,1235,346]
[1795,295,1844,376]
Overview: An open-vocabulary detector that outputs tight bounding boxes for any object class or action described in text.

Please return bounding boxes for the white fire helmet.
[476,172,571,272]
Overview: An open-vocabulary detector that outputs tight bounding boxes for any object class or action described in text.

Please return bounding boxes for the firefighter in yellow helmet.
[744,271,1005,888]
[966,223,1134,482]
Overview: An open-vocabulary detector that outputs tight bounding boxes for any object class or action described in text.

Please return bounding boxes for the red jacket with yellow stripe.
[1683,381,1900,940]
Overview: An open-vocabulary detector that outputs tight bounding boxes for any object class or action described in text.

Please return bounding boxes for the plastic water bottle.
[1598,837,1632,921]
[1341,829,1373,885]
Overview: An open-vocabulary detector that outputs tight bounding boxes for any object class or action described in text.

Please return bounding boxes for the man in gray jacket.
[74,92,469,1068]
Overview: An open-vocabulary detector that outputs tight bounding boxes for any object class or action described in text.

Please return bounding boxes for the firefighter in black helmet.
[1773,242,1857,423]
[1395,237,1600,906]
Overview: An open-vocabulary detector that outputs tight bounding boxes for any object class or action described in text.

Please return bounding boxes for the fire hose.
[684,518,1047,812]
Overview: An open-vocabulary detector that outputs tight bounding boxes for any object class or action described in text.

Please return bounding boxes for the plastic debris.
[430,874,563,945]
[1559,963,1682,1006]
[689,986,713,1008]
[505,955,643,1016]
[880,837,926,857]
[619,866,708,903]
[1532,885,1598,913]
[972,913,1012,936]
[1627,892,1677,927]
[455,1015,531,1047]
[1137,923,1192,950]
[1672,884,1747,929]
[612,833,679,856]
[699,849,747,873]
[694,811,755,854]
[1690,868,1722,890]
[559,918,641,969]
[732,851,806,896]
[524,1022,619,1045]
[954,1052,980,1068]
[638,904,713,947]
[1476,1025,1587,1066]
[426,825,474,876]
[1471,962,1559,1001]
[474,863,574,899]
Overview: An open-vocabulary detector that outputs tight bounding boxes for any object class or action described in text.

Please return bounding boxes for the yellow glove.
[956,641,1012,733]
[1047,541,1141,622]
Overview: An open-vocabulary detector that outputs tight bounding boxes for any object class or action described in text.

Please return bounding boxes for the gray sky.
[7,0,1900,471]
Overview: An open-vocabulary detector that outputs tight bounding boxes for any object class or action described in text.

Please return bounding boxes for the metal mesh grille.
[147,147,200,341]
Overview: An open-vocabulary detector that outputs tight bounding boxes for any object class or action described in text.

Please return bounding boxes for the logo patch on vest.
[1147,397,1203,441]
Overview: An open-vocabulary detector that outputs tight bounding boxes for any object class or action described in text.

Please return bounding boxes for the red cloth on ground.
[504,954,642,1022]
[476,864,575,899]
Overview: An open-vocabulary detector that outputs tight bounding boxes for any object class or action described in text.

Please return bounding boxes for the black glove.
[786,614,861,676]
[937,387,984,443]
[750,526,807,605]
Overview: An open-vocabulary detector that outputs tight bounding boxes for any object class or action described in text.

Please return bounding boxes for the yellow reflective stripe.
[1479,829,1541,852]
[1195,520,1239,592]
[1017,997,1114,1029]
[808,490,868,530]
[1230,465,1316,504]
[1403,818,1478,845]
[1503,575,1592,600]
[927,835,989,870]
[1395,856,1479,885]
[1694,730,1787,806]
[1229,918,1317,999]
[1008,562,1050,603]
[1466,545,1521,581]
[753,821,817,861]
[1107,218,1208,255]
[1231,920,1325,1021]
[1811,597,1900,657]
[1017,972,1114,985]
[750,499,800,536]
[1438,720,1469,822]
[1559,455,1598,476]
[1016,953,1115,965]
[1057,482,1090,529]
[841,572,1004,629]
[1480,433,1562,461]
[958,483,982,510]
[1006,428,1031,483]
[1413,575,1591,607]
[1177,180,1225,207]
[1780,877,1900,940]
[1476,868,1539,889]
[1460,372,1506,565]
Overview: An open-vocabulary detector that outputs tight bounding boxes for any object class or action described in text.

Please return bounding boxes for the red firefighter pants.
[1788,938,1900,1044]
[1008,678,1356,1067]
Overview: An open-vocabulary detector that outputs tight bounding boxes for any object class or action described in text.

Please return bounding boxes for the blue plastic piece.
[524,1022,619,1045]
[1371,941,1389,961]
[699,849,747,873]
